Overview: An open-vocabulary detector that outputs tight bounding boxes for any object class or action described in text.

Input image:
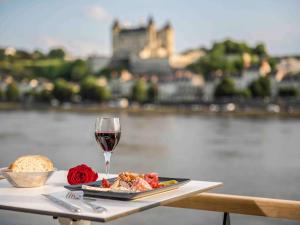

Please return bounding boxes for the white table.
[0,170,222,224]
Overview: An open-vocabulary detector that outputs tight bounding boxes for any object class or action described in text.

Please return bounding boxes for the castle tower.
[163,21,174,56]
[147,16,157,57]
[112,19,120,33]
[112,19,120,56]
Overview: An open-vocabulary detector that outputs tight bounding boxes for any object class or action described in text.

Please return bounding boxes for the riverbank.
[1,102,300,118]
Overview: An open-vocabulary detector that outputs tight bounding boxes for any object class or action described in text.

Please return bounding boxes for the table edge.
[0,182,222,223]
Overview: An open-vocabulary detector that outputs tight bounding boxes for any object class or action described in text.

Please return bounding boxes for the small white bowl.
[0,167,56,188]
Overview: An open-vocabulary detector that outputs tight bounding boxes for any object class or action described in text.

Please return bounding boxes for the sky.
[0,0,300,57]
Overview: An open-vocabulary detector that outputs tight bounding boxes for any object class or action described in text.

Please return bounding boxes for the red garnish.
[144,173,159,188]
[101,178,111,188]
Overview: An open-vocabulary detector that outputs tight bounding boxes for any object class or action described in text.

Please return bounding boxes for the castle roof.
[119,26,147,34]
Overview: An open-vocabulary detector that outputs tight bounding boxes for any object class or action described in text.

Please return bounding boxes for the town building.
[158,70,204,102]
[87,55,110,73]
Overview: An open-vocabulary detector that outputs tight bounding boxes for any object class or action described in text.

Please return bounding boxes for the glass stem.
[104,151,111,178]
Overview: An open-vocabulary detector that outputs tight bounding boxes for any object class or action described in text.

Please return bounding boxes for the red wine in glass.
[95,117,121,177]
[95,131,121,152]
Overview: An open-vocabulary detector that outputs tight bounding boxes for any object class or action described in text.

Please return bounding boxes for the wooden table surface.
[0,170,222,222]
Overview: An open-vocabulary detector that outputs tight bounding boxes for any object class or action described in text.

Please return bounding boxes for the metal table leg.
[223,212,230,225]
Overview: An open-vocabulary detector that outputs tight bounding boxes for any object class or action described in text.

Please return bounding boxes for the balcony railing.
[165,193,300,224]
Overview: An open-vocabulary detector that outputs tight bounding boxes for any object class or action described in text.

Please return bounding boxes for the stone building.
[112,17,173,60]
[110,17,203,76]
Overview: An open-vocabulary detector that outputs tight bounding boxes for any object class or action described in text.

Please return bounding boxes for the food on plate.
[101,178,111,188]
[131,177,152,192]
[95,172,177,193]
[159,180,178,187]
[106,172,152,192]
[8,155,54,172]
[144,173,159,188]
[67,164,98,185]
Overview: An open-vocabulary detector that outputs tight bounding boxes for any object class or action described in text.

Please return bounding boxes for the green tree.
[32,50,44,60]
[52,79,73,102]
[236,88,252,99]
[0,48,5,60]
[131,79,147,102]
[10,63,24,79]
[248,76,271,98]
[214,77,236,98]
[48,48,66,59]
[36,89,53,103]
[210,42,225,58]
[5,82,20,101]
[147,82,158,102]
[0,88,3,101]
[253,43,267,57]
[70,59,88,81]
[268,57,277,72]
[80,76,110,102]
[15,50,31,59]
[278,86,298,98]
[186,40,271,79]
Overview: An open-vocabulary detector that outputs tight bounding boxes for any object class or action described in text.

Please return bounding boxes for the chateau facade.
[112,17,174,60]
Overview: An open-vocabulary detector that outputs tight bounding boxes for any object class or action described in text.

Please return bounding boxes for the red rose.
[67,164,98,185]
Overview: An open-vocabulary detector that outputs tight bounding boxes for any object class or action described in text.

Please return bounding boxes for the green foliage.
[253,43,267,57]
[278,86,298,98]
[147,82,158,102]
[52,79,74,102]
[15,50,31,59]
[268,57,278,72]
[36,89,53,103]
[32,50,44,60]
[248,76,271,98]
[186,39,269,79]
[131,79,147,102]
[0,88,3,101]
[188,54,243,79]
[214,77,252,99]
[97,67,112,77]
[48,48,66,59]
[5,82,20,101]
[80,76,110,102]
[0,49,5,60]
[29,60,72,80]
[10,63,24,79]
[214,77,236,98]
[212,39,251,55]
[70,60,88,81]
[236,88,252,99]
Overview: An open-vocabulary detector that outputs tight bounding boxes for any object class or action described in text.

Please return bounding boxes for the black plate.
[64,177,190,200]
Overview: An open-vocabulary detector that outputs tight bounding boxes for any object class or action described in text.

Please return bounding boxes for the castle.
[112,17,174,60]
[109,17,202,76]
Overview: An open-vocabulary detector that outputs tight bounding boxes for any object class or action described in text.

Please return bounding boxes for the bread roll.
[9,155,54,172]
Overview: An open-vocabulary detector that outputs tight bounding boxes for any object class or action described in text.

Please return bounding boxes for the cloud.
[87,5,111,21]
[39,36,109,57]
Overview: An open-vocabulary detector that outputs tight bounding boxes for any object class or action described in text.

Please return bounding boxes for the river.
[0,111,299,225]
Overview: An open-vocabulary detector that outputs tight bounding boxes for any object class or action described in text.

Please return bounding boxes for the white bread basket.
[0,167,56,187]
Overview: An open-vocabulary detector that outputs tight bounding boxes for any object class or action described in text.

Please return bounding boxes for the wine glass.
[95,117,121,177]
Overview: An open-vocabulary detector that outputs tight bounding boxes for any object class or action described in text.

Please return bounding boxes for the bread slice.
[9,155,54,172]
